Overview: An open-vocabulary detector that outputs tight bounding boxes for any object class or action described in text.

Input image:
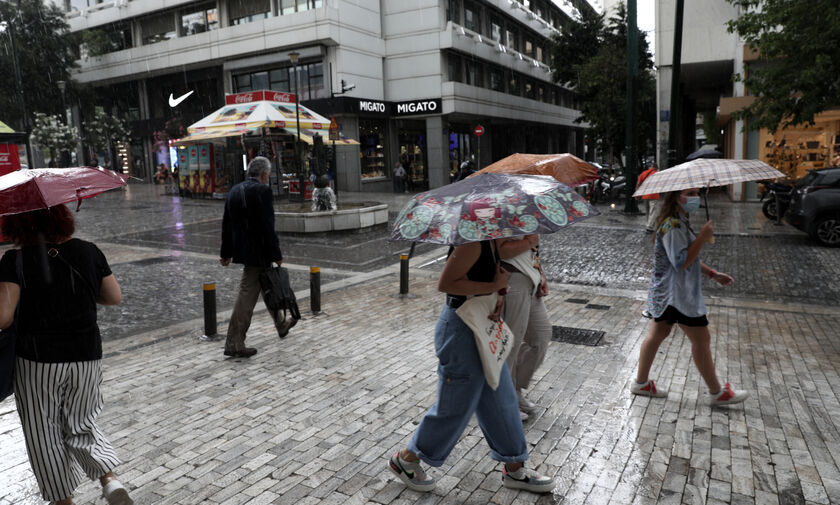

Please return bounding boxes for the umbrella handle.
[703,185,714,245]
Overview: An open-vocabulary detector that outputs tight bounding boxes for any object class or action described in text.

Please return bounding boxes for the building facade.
[62,0,600,191]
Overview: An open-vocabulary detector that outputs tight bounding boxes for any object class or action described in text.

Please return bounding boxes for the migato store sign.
[392,98,442,116]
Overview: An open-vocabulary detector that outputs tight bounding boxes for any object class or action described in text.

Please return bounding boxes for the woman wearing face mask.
[631,188,748,406]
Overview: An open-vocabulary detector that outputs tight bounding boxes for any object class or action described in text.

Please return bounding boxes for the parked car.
[785,168,840,247]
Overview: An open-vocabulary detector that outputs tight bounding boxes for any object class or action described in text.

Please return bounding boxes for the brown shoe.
[224,347,258,358]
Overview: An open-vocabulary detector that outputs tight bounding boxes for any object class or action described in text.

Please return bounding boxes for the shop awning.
[0,120,27,143]
[171,127,259,146]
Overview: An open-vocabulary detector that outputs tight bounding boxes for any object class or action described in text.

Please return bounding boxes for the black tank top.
[446,241,497,299]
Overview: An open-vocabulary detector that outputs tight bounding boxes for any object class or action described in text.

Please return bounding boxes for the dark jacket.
[220,177,282,267]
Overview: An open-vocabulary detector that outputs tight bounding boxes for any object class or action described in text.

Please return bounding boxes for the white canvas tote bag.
[456,293,514,390]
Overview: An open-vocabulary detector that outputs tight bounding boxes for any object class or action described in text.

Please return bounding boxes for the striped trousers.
[14,357,121,502]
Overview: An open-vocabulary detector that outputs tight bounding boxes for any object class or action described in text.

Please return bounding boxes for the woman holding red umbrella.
[0,205,133,505]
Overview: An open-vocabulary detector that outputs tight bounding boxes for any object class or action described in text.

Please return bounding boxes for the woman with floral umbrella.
[387,174,596,494]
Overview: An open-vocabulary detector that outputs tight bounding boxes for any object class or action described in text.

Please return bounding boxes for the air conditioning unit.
[457,26,467,37]
[474,34,483,44]
[495,43,506,53]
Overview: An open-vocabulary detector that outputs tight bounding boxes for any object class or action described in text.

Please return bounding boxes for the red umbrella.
[471,153,599,186]
[0,167,127,216]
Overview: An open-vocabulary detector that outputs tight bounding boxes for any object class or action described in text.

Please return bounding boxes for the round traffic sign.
[473,125,485,137]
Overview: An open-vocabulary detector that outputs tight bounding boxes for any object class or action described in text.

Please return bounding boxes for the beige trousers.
[503,272,552,392]
[645,199,661,230]
[225,265,283,352]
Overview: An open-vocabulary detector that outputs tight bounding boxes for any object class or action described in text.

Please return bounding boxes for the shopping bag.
[456,293,514,390]
[259,266,301,321]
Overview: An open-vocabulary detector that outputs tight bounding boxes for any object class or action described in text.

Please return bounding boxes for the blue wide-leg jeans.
[408,305,529,467]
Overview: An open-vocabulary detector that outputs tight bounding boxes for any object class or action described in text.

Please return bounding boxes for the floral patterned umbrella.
[390,174,599,245]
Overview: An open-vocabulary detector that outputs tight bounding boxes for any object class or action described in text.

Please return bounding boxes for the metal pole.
[623,0,640,213]
[399,254,409,295]
[309,267,321,314]
[294,63,304,202]
[666,0,685,169]
[201,283,218,340]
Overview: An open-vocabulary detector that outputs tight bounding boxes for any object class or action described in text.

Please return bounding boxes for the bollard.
[201,283,218,340]
[399,254,409,295]
[310,267,321,314]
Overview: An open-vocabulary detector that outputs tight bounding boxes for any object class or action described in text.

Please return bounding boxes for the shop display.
[360,120,385,179]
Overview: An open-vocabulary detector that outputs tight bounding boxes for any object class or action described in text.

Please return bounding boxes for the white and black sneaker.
[388,452,436,492]
[502,466,555,493]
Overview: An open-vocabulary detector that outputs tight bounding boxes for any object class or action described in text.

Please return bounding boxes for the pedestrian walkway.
[2,249,839,504]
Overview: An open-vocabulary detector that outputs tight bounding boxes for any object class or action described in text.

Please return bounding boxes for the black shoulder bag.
[259,266,301,323]
[0,251,24,402]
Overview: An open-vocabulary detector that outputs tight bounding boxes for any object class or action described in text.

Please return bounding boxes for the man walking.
[637,162,661,233]
[220,157,295,358]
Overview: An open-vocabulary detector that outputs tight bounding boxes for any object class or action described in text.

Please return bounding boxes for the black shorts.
[654,306,708,327]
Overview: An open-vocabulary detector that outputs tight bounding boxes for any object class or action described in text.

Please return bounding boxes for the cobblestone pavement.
[3,261,840,505]
[2,184,839,504]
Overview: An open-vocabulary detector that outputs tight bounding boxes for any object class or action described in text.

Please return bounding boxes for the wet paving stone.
[537,227,840,307]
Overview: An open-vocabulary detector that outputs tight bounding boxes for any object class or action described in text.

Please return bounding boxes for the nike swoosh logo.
[169,90,194,107]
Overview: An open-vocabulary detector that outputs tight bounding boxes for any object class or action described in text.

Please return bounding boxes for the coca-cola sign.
[225,90,297,105]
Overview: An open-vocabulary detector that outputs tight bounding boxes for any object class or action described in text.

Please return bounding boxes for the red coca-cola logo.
[269,92,294,103]
[235,93,254,103]
[312,123,322,129]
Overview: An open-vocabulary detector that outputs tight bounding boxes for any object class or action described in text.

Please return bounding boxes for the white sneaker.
[518,396,537,413]
[519,410,529,422]
[502,467,555,493]
[102,479,133,505]
[706,383,749,406]
[388,452,436,492]
[631,379,668,398]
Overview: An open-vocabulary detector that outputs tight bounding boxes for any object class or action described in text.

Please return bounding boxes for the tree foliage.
[726,0,840,132]
[550,3,656,166]
[0,0,78,132]
[30,112,79,164]
[84,108,130,151]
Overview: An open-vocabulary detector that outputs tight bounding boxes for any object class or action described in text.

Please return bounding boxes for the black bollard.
[399,254,409,295]
[201,283,217,340]
[310,267,321,314]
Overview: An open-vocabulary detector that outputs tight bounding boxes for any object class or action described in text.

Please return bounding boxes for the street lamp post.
[288,51,303,202]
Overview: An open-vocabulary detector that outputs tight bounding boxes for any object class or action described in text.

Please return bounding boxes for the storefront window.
[180,4,218,36]
[229,0,270,25]
[399,127,427,191]
[360,120,386,179]
[141,12,176,45]
[448,128,472,182]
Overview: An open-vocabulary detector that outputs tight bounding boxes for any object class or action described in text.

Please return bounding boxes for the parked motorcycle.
[590,168,627,204]
[759,181,793,220]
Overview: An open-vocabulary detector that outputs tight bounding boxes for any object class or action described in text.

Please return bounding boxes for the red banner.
[0,144,21,176]
[225,90,296,105]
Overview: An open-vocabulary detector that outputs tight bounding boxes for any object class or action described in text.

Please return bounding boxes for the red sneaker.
[707,383,748,406]
[631,379,668,398]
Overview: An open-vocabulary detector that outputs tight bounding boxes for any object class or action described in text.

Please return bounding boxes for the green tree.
[84,108,130,163]
[550,3,656,167]
[0,0,79,131]
[726,0,840,132]
[30,112,79,166]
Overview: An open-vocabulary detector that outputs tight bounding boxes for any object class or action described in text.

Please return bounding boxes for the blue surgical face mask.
[681,196,701,213]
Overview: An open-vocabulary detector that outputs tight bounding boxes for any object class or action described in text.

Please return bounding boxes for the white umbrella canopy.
[633,158,785,197]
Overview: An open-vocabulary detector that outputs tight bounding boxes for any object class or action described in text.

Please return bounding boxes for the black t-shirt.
[0,238,112,363]
[446,241,498,300]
